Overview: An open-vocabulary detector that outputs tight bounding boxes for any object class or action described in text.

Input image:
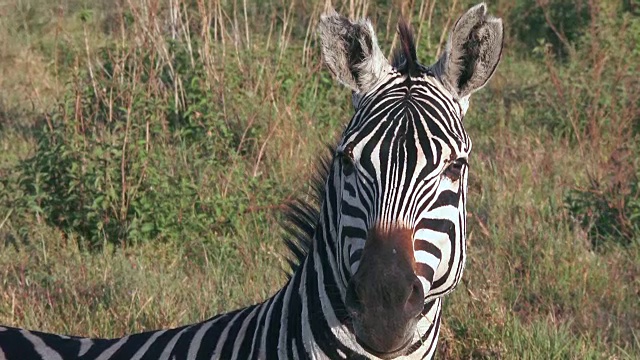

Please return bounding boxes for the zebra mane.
[280,147,332,277]
[391,19,419,76]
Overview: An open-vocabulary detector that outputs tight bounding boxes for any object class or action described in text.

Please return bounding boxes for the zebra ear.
[433,3,503,100]
[318,9,389,94]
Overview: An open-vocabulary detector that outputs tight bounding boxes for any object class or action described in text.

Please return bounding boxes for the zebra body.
[0,3,503,359]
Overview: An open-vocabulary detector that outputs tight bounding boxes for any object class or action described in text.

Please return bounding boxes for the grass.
[0,0,639,358]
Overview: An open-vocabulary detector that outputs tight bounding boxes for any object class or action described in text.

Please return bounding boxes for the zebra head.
[318,3,503,357]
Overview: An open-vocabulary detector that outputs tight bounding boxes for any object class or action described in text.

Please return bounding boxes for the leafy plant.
[565,147,640,249]
[7,37,256,248]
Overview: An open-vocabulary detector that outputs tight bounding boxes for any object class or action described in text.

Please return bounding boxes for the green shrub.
[565,149,640,249]
[6,37,257,248]
[510,0,590,59]
[1,6,347,248]
[517,3,640,145]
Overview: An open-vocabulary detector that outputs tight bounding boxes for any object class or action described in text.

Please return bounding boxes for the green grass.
[0,221,287,338]
[0,0,639,358]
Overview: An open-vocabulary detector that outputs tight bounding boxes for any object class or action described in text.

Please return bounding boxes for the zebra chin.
[344,226,424,358]
[350,319,419,359]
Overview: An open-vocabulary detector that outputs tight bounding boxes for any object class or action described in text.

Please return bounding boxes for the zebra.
[0,3,503,359]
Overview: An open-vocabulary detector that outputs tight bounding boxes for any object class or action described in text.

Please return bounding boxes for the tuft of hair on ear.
[391,19,418,76]
[432,2,504,100]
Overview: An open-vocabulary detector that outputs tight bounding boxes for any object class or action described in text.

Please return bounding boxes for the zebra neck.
[267,202,371,358]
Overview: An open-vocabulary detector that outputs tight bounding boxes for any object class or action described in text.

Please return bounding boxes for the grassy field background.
[0,0,638,358]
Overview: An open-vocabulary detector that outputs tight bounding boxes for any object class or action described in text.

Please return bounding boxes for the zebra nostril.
[405,277,424,317]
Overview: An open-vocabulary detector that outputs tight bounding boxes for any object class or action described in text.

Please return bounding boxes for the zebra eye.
[444,159,466,181]
[340,144,355,174]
